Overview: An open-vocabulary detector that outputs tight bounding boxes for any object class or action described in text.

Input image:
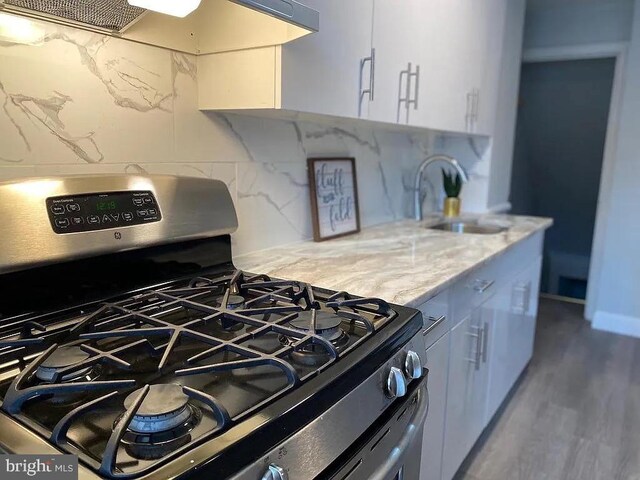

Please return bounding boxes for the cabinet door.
[485,256,542,422]
[442,303,493,480]
[415,0,498,134]
[512,256,542,377]
[475,0,508,135]
[420,330,451,480]
[280,0,374,119]
[414,0,469,132]
[368,0,423,124]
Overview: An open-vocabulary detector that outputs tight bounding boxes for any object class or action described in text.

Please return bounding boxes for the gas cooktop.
[0,175,426,480]
[0,269,397,477]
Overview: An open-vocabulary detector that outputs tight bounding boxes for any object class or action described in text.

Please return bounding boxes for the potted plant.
[442,169,463,218]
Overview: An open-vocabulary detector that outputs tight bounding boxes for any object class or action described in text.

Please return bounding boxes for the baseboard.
[593,310,640,338]
[540,293,586,306]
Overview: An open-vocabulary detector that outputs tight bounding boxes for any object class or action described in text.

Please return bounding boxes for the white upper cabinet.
[198,0,511,136]
[475,0,509,136]
[411,0,502,134]
[408,0,468,133]
[367,0,423,124]
[280,0,374,119]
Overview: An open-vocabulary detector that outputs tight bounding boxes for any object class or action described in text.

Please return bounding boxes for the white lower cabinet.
[485,256,542,421]
[420,330,450,480]
[441,298,494,480]
[422,236,544,480]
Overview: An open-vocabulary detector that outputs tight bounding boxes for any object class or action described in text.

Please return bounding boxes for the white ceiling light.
[127,0,202,18]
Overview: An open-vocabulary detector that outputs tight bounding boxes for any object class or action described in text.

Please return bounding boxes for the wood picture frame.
[307,157,361,242]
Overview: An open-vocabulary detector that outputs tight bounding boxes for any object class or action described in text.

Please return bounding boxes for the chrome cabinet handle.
[398,62,420,123]
[512,281,531,314]
[408,64,420,111]
[476,325,483,370]
[358,48,375,117]
[465,325,482,370]
[473,88,480,126]
[466,91,473,131]
[422,315,446,336]
[473,279,495,294]
[397,63,411,123]
[370,48,376,101]
[482,321,489,363]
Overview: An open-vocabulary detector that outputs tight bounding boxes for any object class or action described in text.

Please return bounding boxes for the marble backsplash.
[0,13,490,257]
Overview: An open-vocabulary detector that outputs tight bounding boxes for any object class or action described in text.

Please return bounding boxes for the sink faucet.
[414,154,469,221]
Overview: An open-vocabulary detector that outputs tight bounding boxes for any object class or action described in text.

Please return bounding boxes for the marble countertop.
[235,215,553,308]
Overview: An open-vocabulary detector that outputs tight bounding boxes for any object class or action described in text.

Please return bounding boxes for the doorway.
[510,57,616,302]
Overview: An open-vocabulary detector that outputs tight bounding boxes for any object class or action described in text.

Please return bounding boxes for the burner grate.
[0,270,397,478]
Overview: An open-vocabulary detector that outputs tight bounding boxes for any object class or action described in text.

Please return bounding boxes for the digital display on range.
[96,200,118,212]
[46,190,162,234]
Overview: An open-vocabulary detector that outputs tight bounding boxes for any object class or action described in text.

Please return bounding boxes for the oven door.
[326,374,428,480]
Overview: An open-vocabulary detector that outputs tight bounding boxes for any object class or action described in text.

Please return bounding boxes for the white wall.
[524,0,635,49]
[0,13,491,258]
[487,0,527,210]
[592,0,640,336]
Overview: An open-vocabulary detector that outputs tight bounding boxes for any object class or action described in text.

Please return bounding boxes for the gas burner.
[281,311,351,366]
[35,346,95,383]
[217,294,246,331]
[289,311,346,342]
[120,384,201,460]
[226,295,245,310]
[124,384,192,433]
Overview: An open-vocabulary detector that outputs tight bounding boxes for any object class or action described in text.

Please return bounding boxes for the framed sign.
[307,157,361,241]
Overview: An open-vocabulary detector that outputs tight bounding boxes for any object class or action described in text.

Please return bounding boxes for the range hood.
[232,0,318,33]
[0,0,146,32]
[0,0,318,53]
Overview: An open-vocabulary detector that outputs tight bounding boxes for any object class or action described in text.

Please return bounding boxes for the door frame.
[521,42,628,320]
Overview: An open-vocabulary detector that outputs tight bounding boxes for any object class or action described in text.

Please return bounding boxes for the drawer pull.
[473,279,495,293]
[482,322,489,363]
[422,315,446,336]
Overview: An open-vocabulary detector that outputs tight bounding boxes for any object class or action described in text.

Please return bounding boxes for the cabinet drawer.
[417,289,450,349]
[491,231,544,287]
[451,231,544,323]
[452,266,497,324]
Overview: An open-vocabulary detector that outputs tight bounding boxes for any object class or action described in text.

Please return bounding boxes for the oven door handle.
[368,379,429,480]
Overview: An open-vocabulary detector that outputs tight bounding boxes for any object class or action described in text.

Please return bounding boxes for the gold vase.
[443,197,461,218]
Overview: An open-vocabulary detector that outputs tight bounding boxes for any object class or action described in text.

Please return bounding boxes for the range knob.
[386,366,407,399]
[404,350,423,380]
[261,464,288,480]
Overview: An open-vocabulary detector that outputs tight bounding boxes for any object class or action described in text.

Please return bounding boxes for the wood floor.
[455,298,640,480]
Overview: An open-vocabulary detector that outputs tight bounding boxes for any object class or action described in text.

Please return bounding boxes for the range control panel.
[46,191,162,234]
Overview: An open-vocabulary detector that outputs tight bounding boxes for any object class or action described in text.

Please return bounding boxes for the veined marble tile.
[233,162,311,256]
[0,15,174,166]
[32,164,127,177]
[219,114,306,163]
[299,122,384,160]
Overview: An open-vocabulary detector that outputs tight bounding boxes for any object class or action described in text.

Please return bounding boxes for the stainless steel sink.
[428,221,507,235]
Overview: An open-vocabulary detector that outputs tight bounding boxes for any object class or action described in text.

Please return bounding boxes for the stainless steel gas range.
[0,175,428,480]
